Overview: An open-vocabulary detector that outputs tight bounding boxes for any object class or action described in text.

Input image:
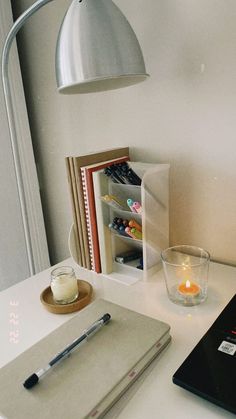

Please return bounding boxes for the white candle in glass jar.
[50,267,78,304]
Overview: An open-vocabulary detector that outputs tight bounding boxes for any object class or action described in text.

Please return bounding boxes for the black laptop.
[173,294,236,415]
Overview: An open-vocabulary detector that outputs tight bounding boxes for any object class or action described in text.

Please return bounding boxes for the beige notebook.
[0,299,171,419]
[66,147,129,270]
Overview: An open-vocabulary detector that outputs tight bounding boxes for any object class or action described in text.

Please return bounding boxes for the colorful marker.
[127,199,137,213]
[129,219,142,232]
[109,222,128,237]
[130,228,142,240]
[122,219,129,227]
[132,201,142,214]
[101,194,125,209]
[125,226,137,239]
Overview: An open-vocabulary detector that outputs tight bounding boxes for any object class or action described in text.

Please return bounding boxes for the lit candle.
[178,279,200,297]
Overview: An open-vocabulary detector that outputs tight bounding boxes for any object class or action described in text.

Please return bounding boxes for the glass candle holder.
[161,245,210,306]
[50,266,79,304]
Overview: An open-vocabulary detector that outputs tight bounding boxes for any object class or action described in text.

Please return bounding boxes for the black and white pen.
[23,313,111,389]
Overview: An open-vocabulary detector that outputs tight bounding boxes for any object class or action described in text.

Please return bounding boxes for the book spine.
[81,167,96,271]
[92,171,113,274]
[84,169,101,273]
[83,156,130,274]
[70,149,130,271]
[65,158,83,267]
[74,158,91,270]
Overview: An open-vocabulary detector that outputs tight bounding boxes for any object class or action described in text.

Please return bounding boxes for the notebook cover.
[92,171,112,274]
[0,299,170,419]
[81,156,129,273]
[66,148,129,270]
[173,294,236,414]
[65,158,83,267]
[88,331,171,418]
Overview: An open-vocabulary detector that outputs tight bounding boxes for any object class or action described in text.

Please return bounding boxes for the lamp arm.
[1,0,54,275]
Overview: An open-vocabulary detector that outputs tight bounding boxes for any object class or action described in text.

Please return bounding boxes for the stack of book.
[65,147,130,273]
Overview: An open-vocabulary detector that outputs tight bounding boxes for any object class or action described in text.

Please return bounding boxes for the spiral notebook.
[0,299,171,419]
[80,156,129,273]
[66,147,129,270]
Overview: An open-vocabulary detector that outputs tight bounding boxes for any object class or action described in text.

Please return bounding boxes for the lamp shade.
[56,0,149,94]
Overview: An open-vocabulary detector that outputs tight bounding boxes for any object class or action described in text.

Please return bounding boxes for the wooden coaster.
[40,280,93,314]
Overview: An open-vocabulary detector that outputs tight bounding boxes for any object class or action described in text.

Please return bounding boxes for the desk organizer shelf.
[69,162,169,285]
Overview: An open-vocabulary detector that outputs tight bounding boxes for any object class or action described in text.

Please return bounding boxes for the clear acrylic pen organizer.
[69,162,170,285]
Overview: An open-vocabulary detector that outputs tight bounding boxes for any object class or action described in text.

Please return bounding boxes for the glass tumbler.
[161,245,210,306]
[50,266,79,304]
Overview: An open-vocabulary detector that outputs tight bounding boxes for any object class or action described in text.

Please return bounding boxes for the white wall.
[12,0,236,266]
[0,0,49,291]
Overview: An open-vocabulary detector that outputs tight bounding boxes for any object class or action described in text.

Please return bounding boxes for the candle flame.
[186,280,191,288]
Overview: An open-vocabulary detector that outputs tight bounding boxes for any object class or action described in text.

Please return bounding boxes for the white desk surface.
[0,258,235,419]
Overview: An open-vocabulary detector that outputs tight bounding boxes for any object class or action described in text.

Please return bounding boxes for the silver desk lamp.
[1,0,149,275]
